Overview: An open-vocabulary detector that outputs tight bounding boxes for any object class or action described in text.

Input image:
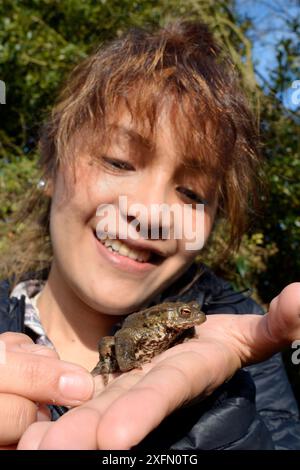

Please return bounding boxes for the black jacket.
[1,264,300,450]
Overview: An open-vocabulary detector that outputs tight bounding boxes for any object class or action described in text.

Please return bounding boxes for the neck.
[37,262,122,371]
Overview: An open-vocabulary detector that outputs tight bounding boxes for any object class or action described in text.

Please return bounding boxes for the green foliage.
[0,152,39,255]
[0,0,256,152]
[257,26,300,300]
[257,96,300,301]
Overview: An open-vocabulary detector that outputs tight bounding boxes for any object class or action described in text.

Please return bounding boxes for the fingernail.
[59,372,94,403]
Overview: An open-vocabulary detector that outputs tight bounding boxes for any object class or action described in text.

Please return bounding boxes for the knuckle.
[18,355,59,393]
[21,357,45,387]
[0,394,37,445]
[29,345,59,359]
[0,332,33,346]
[14,399,37,435]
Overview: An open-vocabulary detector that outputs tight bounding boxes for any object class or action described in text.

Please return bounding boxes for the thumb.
[267,283,300,344]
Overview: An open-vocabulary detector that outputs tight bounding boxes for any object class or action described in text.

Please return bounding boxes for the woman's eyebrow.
[113,125,154,149]
[109,124,155,165]
[174,160,204,178]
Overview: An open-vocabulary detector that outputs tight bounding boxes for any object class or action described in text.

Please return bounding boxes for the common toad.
[91,301,206,384]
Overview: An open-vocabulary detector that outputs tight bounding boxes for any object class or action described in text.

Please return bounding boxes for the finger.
[0,352,94,406]
[0,393,37,446]
[215,286,300,364]
[267,283,300,342]
[36,374,141,449]
[17,422,53,450]
[36,408,101,450]
[11,342,59,359]
[0,332,34,347]
[0,333,59,360]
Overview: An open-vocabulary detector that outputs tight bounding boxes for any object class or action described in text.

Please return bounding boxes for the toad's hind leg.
[91,336,118,385]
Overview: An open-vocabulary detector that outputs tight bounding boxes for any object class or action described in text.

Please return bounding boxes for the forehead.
[96,98,219,173]
[106,103,181,162]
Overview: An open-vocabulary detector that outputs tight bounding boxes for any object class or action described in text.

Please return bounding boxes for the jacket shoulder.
[246,353,300,449]
[0,278,25,334]
[163,263,264,315]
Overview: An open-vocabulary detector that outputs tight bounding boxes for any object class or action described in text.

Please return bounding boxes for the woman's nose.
[121,175,173,240]
[125,214,168,239]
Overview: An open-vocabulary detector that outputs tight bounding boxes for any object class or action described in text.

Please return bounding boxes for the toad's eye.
[180,307,192,317]
[102,156,135,171]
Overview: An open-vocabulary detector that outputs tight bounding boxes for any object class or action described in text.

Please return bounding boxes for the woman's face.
[49,106,217,315]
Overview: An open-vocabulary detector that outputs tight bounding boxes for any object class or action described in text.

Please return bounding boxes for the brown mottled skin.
[91,301,206,385]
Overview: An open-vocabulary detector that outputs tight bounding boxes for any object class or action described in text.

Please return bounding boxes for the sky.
[235,0,300,109]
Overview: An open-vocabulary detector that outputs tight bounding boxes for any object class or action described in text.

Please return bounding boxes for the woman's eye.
[102,156,135,171]
[176,186,208,206]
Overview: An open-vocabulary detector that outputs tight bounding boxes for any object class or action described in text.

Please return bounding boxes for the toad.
[91,301,206,385]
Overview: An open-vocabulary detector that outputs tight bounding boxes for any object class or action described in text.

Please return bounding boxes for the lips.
[93,230,165,271]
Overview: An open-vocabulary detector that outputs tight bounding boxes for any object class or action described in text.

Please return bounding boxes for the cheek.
[178,209,214,256]
[74,159,135,215]
[50,162,117,224]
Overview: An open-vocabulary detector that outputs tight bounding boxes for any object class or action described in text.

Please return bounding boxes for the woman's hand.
[0,332,94,449]
[18,283,300,450]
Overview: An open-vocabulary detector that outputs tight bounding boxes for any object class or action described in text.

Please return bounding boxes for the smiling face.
[48,102,217,317]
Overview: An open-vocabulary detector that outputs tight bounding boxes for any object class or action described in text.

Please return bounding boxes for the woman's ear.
[37,178,53,197]
[45,179,53,197]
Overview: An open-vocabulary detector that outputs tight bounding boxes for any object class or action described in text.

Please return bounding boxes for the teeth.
[127,250,138,260]
[118,244,130,257]
[98,231,108,241]
[101,237,151,262]
[111,240,121,252]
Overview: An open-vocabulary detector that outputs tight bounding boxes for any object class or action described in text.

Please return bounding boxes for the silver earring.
[37,178,46,190]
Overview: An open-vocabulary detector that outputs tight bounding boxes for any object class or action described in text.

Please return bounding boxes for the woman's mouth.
[101,236,151,262]
[93,230,164,273]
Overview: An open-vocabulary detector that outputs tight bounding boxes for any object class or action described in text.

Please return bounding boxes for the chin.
[80,286,146,316]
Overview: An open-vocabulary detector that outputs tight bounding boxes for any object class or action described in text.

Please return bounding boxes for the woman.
[1,20,300,450]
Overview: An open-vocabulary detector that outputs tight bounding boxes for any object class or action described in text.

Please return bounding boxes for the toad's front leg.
[115,327,153,372]
[91,336,119,385]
